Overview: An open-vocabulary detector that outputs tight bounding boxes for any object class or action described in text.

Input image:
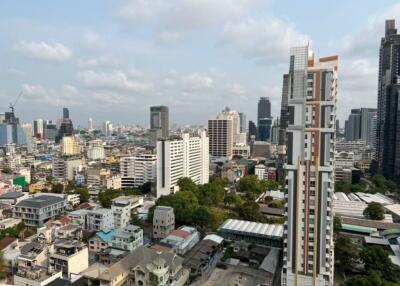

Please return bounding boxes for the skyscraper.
[344,109,361,141]
[239,112,246,133]
[282,46,338,286]
[102,121,113,137]
[258,117,273,141]
[149,106,169,147]
[257,97,271,122]
[88,118,93,131]
[248,120,257,143]
[376,19,400,182]
[208,109,245,161]
[63,107,69,119]
[33,119,45,139]
[278,74,290,181]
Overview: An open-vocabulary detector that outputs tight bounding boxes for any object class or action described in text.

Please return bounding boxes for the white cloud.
[22,84,50,100]
[181,73,213,91]
[77,55,121,69]
[76,70,153,93]
[16,41,72,62]
[81,30,104,50]
[62,84,79,96]
[7,68,25,76]
[117,0,166,24]
[221,17,310,64]
[157,31,181,44]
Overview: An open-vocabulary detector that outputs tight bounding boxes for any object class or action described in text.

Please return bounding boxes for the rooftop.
[0,191,25,199]
[0,236,17,250]
[16,195,65,208]
[218,219,283,238]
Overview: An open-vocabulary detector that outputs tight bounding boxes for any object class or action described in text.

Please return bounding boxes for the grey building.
[14,195,66,227]
[153,206,175,240]
[149,105,169,147]
[257,97,271,123]
[377,19,400,182]
[258,117,273,142]
[248,120,257,143]
[239,112,246,133]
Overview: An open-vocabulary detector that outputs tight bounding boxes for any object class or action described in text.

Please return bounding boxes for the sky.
[0,0,399,127]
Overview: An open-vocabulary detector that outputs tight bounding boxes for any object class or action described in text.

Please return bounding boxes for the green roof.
[341,224,377,234]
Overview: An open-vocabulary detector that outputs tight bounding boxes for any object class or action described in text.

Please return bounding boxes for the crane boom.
[9,91,23,113]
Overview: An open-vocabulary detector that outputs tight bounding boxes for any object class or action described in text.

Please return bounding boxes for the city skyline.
[1,1,400,125]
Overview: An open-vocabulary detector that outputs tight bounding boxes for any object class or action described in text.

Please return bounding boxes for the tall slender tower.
[376,19,400,182]
[282,46,338,286]
[149,106,169,147]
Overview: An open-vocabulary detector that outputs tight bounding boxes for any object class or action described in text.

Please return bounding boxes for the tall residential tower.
[376,19,400,182]
[282,46,337,286]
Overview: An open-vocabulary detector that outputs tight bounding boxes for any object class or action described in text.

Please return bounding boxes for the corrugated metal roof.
[218,219,283,238]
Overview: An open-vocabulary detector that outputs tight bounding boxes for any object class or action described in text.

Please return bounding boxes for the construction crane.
[9,91,23,114]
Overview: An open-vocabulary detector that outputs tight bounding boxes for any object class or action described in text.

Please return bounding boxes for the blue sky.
[0,0,399,127]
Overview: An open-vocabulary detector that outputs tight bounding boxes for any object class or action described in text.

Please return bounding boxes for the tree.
[334,235,359,272]
[269,200,284,209]
[131,214,143,227]
[372,174,386,189]
[52,183,64,194]
[138,182,152,194]
[335,180,351,193]
[98,189,120,208]
[224,193,244,207]
[156,191,199,225]
[74,188,90,203]
[196,182,224,206]
[333,216,342,236]
[192,206,211,230]
[237,175,265,200]
[237,201,263,222]
[177,177,198,192]
[361,246,400,282]
[265,180,279,191]
[363,202,385,220]
[0,252,6,279]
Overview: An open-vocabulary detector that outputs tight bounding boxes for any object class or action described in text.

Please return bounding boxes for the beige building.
[61,136,80,156]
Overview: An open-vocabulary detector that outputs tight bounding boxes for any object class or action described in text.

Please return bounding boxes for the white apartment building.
[52,157,82,181]
[87,139,105,160]
[86,208,114,231]
[120,154,156,188]
[156,131,209,198]
[61,136,80,156]
[106,174,122,190]
[67,194,80,206]
[282,46,337,286]
[111,196,143,229]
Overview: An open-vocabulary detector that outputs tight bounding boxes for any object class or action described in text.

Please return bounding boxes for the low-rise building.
[0,217,21,229]
[88,229,114,253]
[153,206,175,240]
[160,226,200,255]
[111,196,143,229]
[49,241,89,279]
[0,191,29,206]
[66,194,80,207]
[14,267,63,286]
[14,195,66,227]
[82,246,189,286]
[86,208,114,231]
[109,225,143,251]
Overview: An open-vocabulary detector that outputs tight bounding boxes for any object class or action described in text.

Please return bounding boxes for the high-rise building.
[149,106,169,147]
[120,154,156,188]
[248,120,257,143]
[239,112,246,133]
[208,112,234,161]
[282,46,337,286]
[277,74,290,181]
[271,118,280,145]
[102,121,113,137]
[44,121,58,141]
[87,139,105,160]
[258,117,273,141]
[376,19,400,182]
[56,108,73,143]
[344,108,377,144]
[0,110,25,146]
[88,118,93,131]
[62,136,80,156]
[33,119,44,138]
[257,97,271,123]
[156,131,209,197]
[63,107,69,119]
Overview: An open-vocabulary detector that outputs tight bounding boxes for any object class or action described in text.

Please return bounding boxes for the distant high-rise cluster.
[344,108,377,147]
[282,46,338,286]
[376,19,400,182]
